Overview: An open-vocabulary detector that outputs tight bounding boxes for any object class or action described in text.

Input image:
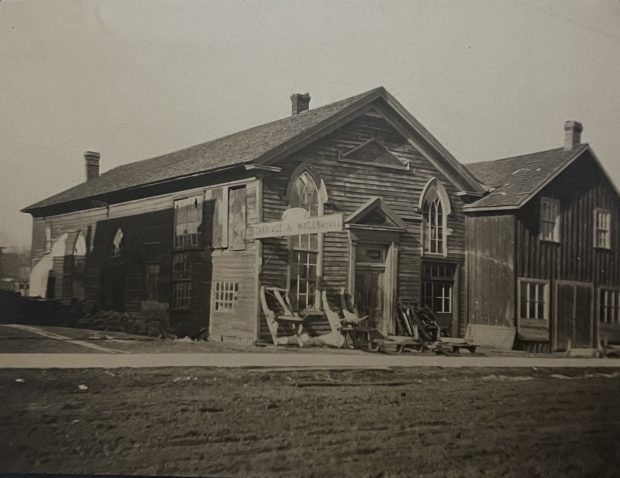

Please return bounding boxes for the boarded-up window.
[594,208,611,249]
[600,289,619,324]
[145,264,160,301]
[519,279,548,320]
[540,198,560,242]
[212,187,228,249]
[174,196,203,249]
[45,224,52,252]
[228,186,247,251]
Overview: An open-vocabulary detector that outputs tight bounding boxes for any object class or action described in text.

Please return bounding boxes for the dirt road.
[1,367,618,477]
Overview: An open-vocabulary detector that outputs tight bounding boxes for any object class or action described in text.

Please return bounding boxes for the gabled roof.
[463,144,598,211]
[23,87,484,214]
[346,197,407,230]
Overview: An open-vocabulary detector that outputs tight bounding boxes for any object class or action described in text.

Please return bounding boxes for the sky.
[1,0,619,250]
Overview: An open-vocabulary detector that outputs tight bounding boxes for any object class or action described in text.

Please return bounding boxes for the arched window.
[72,232,87,300]
[111,228,125,257]
[288,170,323,310]
[420,179,451,256]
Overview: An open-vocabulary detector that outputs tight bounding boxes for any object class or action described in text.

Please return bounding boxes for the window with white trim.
[422,262,455,313]
[599,289,619,324]
[288,170,322,311]
[540,198,560,242]
[174,196,203,249]
[594,208,611,249]
[519,279,548,320]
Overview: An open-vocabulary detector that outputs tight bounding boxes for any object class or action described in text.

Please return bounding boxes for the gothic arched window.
[420,179,451,256]
[288,170,324,310]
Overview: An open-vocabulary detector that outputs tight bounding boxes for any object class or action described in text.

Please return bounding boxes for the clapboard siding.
[260,111,468,340]
[210,248,257,343]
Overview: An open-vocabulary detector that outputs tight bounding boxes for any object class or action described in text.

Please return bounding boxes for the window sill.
[594,246,612,251]
[519,318,549,328]
[422,252,447,258]
[539,239,560,244]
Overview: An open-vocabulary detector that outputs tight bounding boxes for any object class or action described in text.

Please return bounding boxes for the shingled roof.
[24,86,485,214]
[24,88,383,213]
[463,144,591,211]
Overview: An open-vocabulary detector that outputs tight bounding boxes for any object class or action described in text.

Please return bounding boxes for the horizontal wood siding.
[210,249,258,343]
[260,111,468,340]
[465,214,515,327]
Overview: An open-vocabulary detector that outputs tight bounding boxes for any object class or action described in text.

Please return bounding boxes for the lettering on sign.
[253,214,344,238]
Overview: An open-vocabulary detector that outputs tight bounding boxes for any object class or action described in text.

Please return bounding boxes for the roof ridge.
[100,87,385,176]
[465,146,567,167]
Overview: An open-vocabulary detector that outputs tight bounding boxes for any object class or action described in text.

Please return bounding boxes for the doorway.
[555,281,594,350]
[354,244,386,332]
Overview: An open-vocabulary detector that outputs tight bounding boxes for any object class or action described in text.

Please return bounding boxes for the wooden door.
[574,285,593,347]
[355,268,385,329]
[555,281,593,350]
[555,283,573,350]
[354,244,387,333]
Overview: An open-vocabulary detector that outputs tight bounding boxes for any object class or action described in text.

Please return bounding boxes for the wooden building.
[464,121,620,351]
[22,88,619,349]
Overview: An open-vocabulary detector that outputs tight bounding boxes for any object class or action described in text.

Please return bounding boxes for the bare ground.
[1,367,619,478]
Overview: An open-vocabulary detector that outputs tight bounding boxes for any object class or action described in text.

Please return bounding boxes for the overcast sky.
[1,0,619,249]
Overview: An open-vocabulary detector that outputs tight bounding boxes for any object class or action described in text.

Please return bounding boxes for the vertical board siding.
[465,214,515,327]
[260,111,468,341]
[515,154,620,286]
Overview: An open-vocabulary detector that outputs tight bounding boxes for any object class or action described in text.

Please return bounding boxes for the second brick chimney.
[290,93,311,115]
[564,121,583,151]
[84,151,100,182]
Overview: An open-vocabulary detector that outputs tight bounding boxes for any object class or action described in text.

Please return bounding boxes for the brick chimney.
[290,93,311,115]
[84,151,100,182]
[564,121,583,151]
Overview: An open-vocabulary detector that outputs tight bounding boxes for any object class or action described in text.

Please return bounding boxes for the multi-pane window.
[421,262,455,313]
[214,281,239,312]
[172,253,191,309]
[519,279,548,320]
[145,264,160,301]
[288,171,321,310]
[594,209,611,249]
[422,183,447,255]
[540,198,560,242]
[600,289,619,324]
[174,196,203,249]
[112,229,124,257]
[289,235,319,310]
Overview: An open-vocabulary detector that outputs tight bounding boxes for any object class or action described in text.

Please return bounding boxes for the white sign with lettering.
[253,213,344,239]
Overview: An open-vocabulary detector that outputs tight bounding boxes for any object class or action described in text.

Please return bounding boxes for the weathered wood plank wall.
[260,111,467,340]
